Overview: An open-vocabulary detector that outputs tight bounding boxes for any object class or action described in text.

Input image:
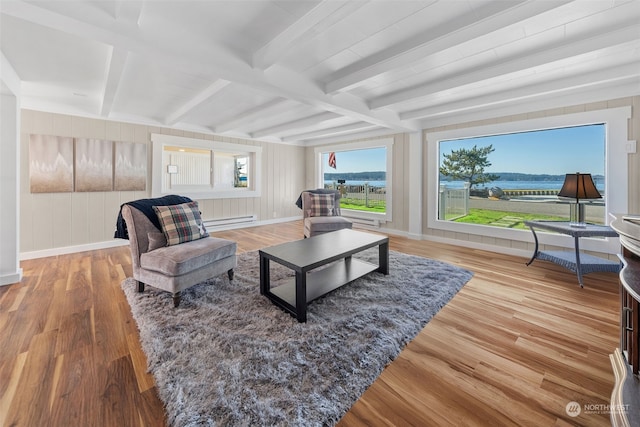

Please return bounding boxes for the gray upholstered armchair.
[301,190,353,238]
[121,203,237,307]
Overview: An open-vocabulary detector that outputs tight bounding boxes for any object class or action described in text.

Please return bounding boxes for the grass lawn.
[340,201,386,213]
[453,208,566,229]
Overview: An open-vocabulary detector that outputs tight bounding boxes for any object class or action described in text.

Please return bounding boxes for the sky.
[322,124,605,176]
[439,124,606,175]
[322,147,387,173]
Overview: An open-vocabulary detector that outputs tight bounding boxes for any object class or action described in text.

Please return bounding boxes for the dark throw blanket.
[114,195,193,240]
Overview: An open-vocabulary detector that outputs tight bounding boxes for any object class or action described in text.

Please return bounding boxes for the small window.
[234,156,249,188]
[315,138,393,221]
[151,134,261,199]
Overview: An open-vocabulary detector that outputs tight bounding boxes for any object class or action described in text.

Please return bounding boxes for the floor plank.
[0,221,620,426]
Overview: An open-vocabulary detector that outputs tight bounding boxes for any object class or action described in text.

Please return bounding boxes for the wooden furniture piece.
[259,229,389,322]
[610,214,640,426]
[524,220,620,287]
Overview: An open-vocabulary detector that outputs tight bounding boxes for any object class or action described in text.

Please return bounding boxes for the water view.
[324,180,386,187]
[441,179,605,192]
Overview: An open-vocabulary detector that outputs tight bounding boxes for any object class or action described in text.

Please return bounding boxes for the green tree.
[439,144,500,188]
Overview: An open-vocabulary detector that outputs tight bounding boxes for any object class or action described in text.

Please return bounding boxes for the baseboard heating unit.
[343,216,381,228]
[203,215,257,229]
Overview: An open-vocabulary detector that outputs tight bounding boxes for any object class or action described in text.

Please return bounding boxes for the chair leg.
[137,281,145,293]
[228,269,234,280]
[172,292,181,308]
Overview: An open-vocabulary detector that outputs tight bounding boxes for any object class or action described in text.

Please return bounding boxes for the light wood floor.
[0,221,620,426]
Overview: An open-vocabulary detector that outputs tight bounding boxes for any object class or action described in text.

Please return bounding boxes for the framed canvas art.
[75,138,113,192]
[114,141,147,191]
[29,134,74,193]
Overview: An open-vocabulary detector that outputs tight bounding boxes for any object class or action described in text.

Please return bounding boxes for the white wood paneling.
[19,109,306,254]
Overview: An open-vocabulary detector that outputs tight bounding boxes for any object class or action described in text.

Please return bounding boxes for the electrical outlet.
[272,211,277,218]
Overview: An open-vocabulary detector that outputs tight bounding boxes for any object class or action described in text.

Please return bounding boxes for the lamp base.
[569,203,587,228]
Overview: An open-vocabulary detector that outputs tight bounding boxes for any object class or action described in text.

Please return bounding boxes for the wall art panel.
[29,134,74,193]
[75,138,113,192]
[114,141,147,191]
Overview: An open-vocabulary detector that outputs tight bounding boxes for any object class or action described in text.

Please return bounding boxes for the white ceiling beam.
[251,111,340,139]
[252,1,367,70]
[114,0,144,26]
[303,127,394,147]
[418,79,640,130]
[214,99,293,133]
[99,0,142,117]
[369,23,640,110]
[100,48,128,117]
[401,62,640,121]
[262,64,420,132]
[282,122,379,142]
[0,0,253,80]
[3,0,416,136]
[324,0,572,94]
[164,79,230,126]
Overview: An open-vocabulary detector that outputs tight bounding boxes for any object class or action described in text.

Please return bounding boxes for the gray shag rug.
[122,249,473,427]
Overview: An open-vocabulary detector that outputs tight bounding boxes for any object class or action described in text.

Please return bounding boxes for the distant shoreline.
[441,179,604,191]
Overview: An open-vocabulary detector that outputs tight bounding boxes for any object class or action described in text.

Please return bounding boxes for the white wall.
[15,97,640,261]
[0,53,22,286]
[19,110,306,258]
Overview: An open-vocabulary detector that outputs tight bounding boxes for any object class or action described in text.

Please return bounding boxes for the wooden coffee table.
[259,229,389,322]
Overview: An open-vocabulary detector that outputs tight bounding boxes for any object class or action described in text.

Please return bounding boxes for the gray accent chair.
[121,204,237,307]
[302,190,353,238]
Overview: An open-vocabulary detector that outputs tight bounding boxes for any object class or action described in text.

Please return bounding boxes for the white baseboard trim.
[374,225,410,238]
[406,232,423,240]
[1,269,23,286]
[203,214,257,229]
[19,216,303,260]
[20,239,130,261]
[250,216,301,227]
[423,234,532,259]
[18,222,528,261]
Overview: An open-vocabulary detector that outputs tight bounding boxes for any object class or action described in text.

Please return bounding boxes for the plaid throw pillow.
[153,201,209,246]
[308,193,335,217]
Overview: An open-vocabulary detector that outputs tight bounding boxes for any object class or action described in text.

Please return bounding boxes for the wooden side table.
[524,220,620,287]
[609,214,640,426]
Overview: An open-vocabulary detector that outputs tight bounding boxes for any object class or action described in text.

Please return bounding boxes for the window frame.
[314,138,394,222]
[426,107,631,254]
[151,133,262,199]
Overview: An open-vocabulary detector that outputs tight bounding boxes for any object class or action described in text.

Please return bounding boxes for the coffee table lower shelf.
[269,258,377,308]
[259,229,389,322]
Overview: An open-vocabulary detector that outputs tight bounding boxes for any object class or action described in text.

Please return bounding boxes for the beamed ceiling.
[1,0,639,145]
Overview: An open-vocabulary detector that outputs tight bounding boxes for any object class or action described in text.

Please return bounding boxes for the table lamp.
[557,172,602,227]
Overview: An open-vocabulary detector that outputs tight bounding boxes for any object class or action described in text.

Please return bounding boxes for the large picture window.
[427,107,631,254]
[438,124,606,227]
[315,138,394,222]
